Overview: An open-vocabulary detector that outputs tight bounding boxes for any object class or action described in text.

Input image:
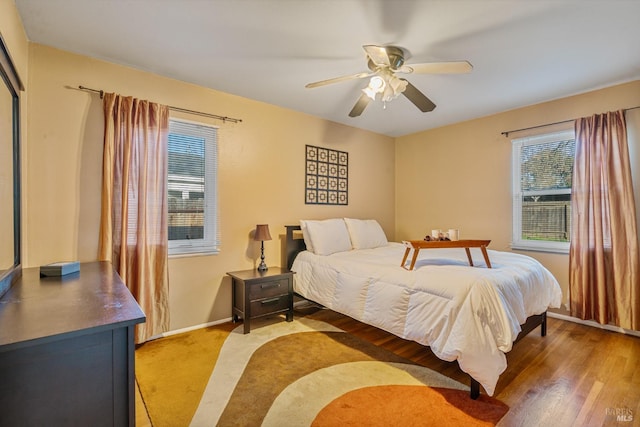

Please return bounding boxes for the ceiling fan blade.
[399,61,473,74]
[401,79,436,112]
[363,45,391,66]
[305,72,372,89]
[348,93,372,117]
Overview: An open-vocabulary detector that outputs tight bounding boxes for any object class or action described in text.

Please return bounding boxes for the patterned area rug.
[136,315,509,426]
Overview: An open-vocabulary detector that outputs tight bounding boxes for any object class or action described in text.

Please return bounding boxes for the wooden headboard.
[285,225,306,270]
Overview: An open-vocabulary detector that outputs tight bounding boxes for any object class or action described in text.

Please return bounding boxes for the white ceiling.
[14,0,640,137]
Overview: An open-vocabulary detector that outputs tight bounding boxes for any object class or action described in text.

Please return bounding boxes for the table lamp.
[254,224,272,271]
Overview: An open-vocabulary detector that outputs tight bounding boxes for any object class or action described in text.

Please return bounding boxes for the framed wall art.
[305,145,348,205]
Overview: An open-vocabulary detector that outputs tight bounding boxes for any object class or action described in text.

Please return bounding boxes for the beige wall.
[5,0,640,331]
[396,80,640,307]
[24,44,395,331]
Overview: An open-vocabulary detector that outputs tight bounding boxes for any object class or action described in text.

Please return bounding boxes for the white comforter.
[291,242,562,395]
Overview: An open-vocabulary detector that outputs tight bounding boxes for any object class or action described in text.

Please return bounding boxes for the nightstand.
[227,267,294,334]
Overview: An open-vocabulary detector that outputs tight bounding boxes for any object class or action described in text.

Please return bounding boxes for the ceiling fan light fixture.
[381,74,408,102]
[306,44,468,117]
[363,75,386,100]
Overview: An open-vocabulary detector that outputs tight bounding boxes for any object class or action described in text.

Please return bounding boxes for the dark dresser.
[0,261,146,426]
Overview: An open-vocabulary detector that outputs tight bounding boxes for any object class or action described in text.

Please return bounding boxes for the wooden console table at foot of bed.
[401,239,492,270]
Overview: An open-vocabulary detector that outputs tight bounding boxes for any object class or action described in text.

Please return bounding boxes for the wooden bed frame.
[285,225,547,399]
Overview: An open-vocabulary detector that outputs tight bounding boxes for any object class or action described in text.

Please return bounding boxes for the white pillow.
[344,218,388,249]
[301,218,352,256]
[299,220,315,253]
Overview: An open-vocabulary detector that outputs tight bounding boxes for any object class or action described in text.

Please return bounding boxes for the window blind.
[512,130,575,252]
[168,119,219,254]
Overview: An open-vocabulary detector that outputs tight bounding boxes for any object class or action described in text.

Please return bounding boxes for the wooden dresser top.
[0,261,145,352]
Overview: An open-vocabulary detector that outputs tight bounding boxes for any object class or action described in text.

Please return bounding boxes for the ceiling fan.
[305,45,472,117]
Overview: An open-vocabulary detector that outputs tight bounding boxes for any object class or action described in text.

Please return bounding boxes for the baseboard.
[294,299,323,309]
[148,307,640,342]
[147,317,234,341]
[147,301,320,341]
[547,312,640,338]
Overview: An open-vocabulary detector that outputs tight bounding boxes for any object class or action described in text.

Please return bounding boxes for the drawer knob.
[261,297,281,305]
[261,283,280,289]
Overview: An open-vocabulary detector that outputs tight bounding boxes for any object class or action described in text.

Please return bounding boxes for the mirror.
[0,34,22,298]
[0,77,12,271]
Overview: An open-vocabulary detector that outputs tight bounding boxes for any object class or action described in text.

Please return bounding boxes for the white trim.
[146,300,320,341]
[146,310,640,342]
[512,129,575,146]
[548,312,640,338]
[511,129,574,253]
[511,240,569,253]
[167,118,220,256]
[293,299,324,309]
[168,116,221,130]
[146,317,233,341]
[168,251,219,259]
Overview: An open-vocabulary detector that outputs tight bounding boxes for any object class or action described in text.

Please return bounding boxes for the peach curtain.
[569,110,640,331]
[99,93,170,343]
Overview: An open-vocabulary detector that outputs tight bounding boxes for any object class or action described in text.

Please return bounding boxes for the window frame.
[511,130,575,253]
[167,118,220,256]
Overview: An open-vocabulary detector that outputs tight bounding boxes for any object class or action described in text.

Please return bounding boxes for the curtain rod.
[77,85,242,124]
[501,105,640,137]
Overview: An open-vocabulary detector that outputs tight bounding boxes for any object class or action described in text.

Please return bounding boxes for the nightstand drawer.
[250,294,291,317]
[249,279,289,299]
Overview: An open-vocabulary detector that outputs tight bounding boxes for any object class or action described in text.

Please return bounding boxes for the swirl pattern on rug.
[137,317,509,426]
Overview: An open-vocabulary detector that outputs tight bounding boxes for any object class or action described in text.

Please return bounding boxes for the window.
[512,130,575,253]
[168,119,219,255]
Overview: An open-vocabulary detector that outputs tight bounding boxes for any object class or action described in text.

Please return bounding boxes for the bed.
[285,219,563,399]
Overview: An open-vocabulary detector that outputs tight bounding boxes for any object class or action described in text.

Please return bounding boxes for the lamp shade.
[254,224,272,241]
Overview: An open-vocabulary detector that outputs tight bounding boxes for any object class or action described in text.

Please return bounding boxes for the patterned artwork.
[305,145,348,205]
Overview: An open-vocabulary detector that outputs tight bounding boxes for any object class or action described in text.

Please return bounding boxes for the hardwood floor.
[135,306,640,426]
[299,306,640,427]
